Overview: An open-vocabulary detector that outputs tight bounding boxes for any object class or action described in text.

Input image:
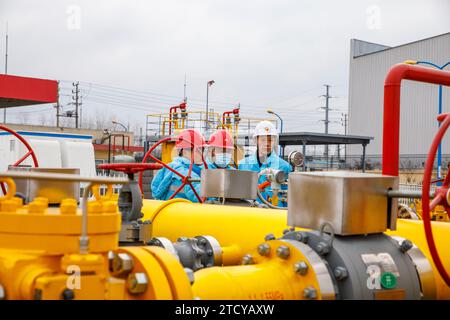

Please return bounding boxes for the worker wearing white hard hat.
[238,120,292,207]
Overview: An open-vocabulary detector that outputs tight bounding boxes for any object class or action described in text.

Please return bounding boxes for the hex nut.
[264,233,276,241]
[257,243,271,256]
[111,253,134,276]
[334,266,348,280]
[399,239,414,253]
[303,286,317,299]
[242,254,255,265]
[61,289,75,300]
[294,261,308,275]
[296,232,309,243]
[127,272,148,295]
[276,246,290,259]
[316,242,330,256]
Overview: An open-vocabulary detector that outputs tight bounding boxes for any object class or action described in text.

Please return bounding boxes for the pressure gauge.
[288,151,304,168]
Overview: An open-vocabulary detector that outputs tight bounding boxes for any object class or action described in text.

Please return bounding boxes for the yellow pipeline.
[142,199,289,261]
[192,239,332,300]
[142,199,450,299]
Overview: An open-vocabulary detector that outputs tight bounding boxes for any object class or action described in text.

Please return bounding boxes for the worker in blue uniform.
[238,120,292,206]
[205,129,236,170]
[151,129,206,202]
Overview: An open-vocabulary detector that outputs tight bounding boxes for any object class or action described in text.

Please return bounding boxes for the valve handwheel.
[0,125,39,195]
[422,113,450,286]
[138,133,207,203]
[99,163,163,177]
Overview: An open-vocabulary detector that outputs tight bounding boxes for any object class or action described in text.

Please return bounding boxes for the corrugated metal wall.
[348,33,450,161]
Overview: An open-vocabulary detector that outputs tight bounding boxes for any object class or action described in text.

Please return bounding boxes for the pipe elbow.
[384,63,412,86]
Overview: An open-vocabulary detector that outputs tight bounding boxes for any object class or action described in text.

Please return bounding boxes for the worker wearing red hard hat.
[151,129,207,202]
[205,129,235,169]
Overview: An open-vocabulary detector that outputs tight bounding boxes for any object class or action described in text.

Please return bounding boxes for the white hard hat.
[253,120,278,138]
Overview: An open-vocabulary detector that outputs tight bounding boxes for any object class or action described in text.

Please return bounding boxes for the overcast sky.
[0,0,449,135]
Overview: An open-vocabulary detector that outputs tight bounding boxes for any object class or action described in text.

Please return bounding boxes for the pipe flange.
[391,236,437,299]
[281,239,336,300]
[147,237,180,261]
[195,235,223,267]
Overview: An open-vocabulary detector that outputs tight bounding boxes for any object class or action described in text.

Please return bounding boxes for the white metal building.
[347,33,450,169]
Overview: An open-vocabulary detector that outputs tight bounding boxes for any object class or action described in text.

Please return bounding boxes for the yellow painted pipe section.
[142,199,450,299]
[221,244,243,266]
[142,199,289,256]
[193,264,297,300]
[192,240,325,300]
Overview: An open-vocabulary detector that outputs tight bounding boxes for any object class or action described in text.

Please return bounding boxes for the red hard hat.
[208,130,234,149]
[175,129,207,149]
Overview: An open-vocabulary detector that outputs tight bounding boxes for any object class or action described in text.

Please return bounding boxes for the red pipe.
[222,108,239,125]
[382,64,450,176]
[222,111,232,125]
[169,102,187,135]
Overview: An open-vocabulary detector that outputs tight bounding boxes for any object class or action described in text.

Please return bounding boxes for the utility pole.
[341,112,348,166]
[80,95,83,128]
[320,84,331,169]
[3,22,9,124]
[71,82,81,128]
[56,82,60,127]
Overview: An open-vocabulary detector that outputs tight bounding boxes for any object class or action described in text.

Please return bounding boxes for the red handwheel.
[422,113,450,286]
[0,125,39,195]
[138,131,208,203]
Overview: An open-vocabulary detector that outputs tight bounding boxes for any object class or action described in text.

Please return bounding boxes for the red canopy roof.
[0,74,58,108]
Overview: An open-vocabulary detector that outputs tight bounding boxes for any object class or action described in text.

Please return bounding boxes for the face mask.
[214,153,233,168]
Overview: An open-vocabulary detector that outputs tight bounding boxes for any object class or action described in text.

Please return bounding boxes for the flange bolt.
[264,233,276,241]
[242,254,255,265]
[276,246,290,259]
[294,261,308,275]
[334,266,348,281]
[399,239,413,253]
[316,242,330,256]
[257,243,271,256]
[303,286,318,299]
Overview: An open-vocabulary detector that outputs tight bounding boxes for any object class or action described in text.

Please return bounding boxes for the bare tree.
[19,113,29,125]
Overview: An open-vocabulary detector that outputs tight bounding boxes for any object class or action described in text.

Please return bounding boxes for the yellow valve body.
[0,189,191,299]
